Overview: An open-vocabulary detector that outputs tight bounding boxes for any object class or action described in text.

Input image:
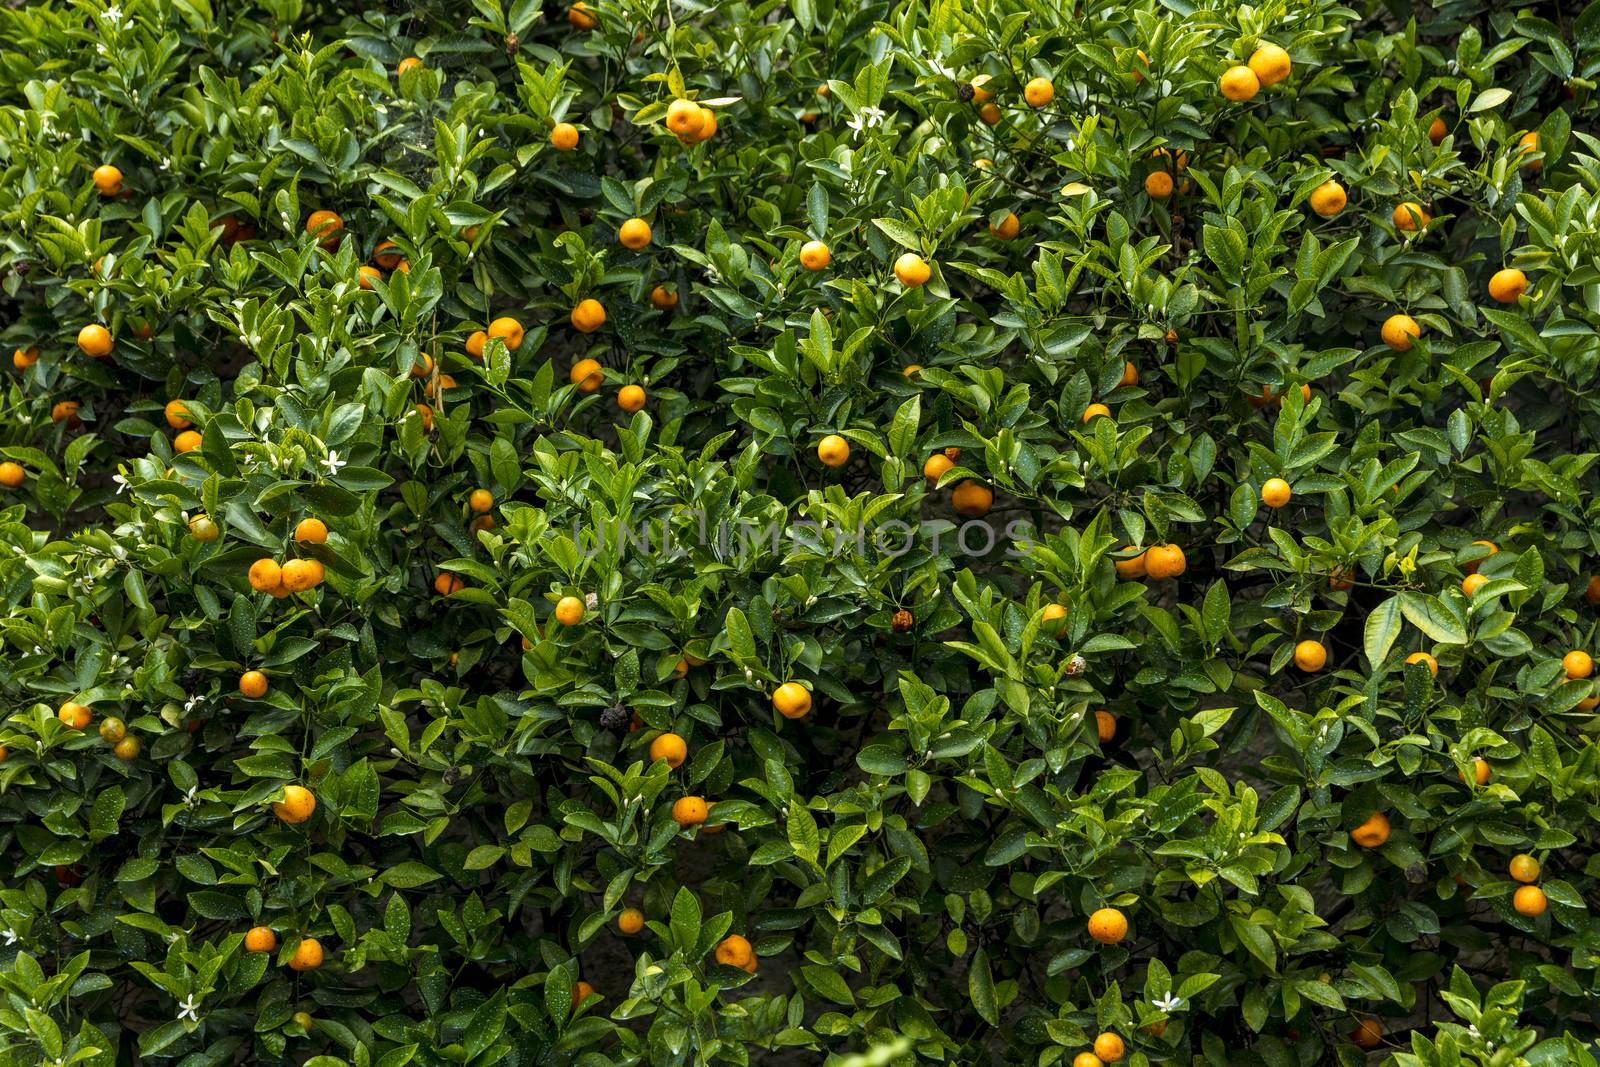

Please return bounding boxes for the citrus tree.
[1,0,1600,1064]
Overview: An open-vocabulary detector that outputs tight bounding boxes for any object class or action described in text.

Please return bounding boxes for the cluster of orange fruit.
[963,72,1054,127]
[664,98,720,145]
[1218,42,1291,102]
[53,700,141,759]
[246,925,324,971]
[246,543,328,600]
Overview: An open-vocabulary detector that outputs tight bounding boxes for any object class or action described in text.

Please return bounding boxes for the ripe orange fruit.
[1587,576,1600,605]
[1462,573,1487,596]
[799,240,832,270]
[1293,639,1327,672]
[617,908,645,935]
[1392,201,1430,231]
[189,515,220,542]
[951,480,993,517]
[273,784,316,824]
[239,670,269,699]
[295,517,328,544]
[1381,314,1421,351]
[571,298,607,333]
[1461,757,1489,785]
[550,122,580,151]
[649,732,688,769]
[248,559,282,592]
[305,210,343,248]
[989,212,1020,239]
[969,74,994,103]
[665,99,705,138]
[486,316,525,352]
[1248,43,1291,86]
[817,434,850,467]
[164,400,192,429]
[1350,1018,1382,1049]
[715,934,754,968]
[1487,268,1527,303]
[77,324,113,358]
[1093,1032,1125,1063]
[1405,651,1438,676]
[614,385,646,415]
[618,217,652,249]
[571,358,604,392]
[288,937,324,970]
[1261,478,1291,508]
[650,285,679,309]
[894,252,931,287]
[1144,171,1174,199]
[671,795,708,826]
[470,515,496,534]
[468,489,494,514]
[174,430,202,453]
[1563,650,1593,679]
[51,400,81,424]
[1118,362,1138,388]
[58,701,92,729]
[397,56,423,75]
[1429,116,1448,144]
[1513,885,1547,916]
[415,403,434,432]
[0,462,23,489]
[1072,1054,1102,1067]
[903,364,923,378]
[357,266,383,290]
[465,330,488,360]
[571,980,595,1008]
[923,454,954,482]
[978,103,1001,125]
[1516,131,1540,170]
[92,164,123,195]
[1041,603,1068,630]
[1082,403,1111,423]
[1144,544,1186,579]
[281,559,322,593]
[1087,907,1128,945]
[1349,811,1390,848]
[773,681,812,719]
[1219,65,1259,101]
[245,926,278,952]
[554,596,585,625]
[13,346,38,370]
[1508,854,1540,883]
[1129,50,1148,81]
[1309,180,1346,217]
[1094,710,1116,743]
[1023,77,1054,107]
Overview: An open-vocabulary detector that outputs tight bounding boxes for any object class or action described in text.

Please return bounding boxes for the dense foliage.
[3,0,1600,1064]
